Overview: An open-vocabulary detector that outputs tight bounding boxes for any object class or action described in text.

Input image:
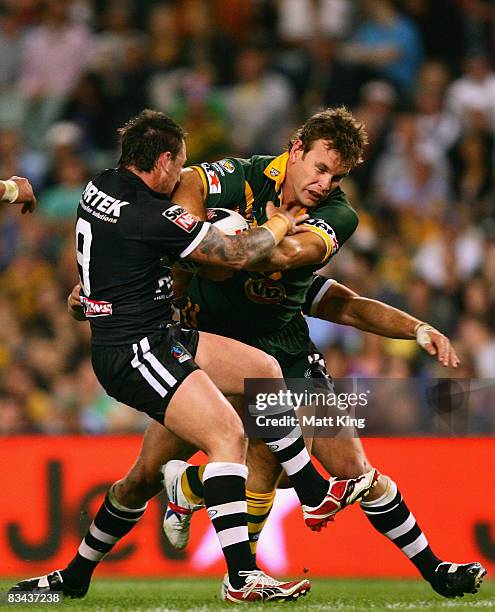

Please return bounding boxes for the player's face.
[287,139,349,208]
[163,141,187,195]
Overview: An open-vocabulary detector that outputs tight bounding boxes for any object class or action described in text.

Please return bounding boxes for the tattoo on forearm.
[194,226,275,268]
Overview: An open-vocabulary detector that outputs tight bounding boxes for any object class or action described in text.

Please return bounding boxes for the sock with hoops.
[361,477,441,580]
[61,484,147,589]
[183,432,328,510]
[181,464,205,505]
[246,489,276,558]
[203,462,256,589]
[260,415,327,507]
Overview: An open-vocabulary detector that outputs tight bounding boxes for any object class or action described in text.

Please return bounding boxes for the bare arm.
[247,231,327,272]
[0,176,36,213]
[67,283,87,321]
[189,226,281,271]
[171,168,206,220]
[315,282,418,337]
[314,281,459,367]
[188,200,307,270]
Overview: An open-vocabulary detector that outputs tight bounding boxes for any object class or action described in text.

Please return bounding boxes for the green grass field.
[1,578,494,611]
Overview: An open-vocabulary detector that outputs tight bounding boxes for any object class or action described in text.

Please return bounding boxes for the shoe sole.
[306,470,380,532]
[266,584,311,602]
[226,582,311,603]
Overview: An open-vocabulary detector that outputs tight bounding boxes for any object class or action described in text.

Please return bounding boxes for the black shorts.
[91,324,200,424]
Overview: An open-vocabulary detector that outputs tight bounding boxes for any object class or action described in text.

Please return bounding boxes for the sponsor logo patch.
[269,168,281,177]
[303,218,339,254]
[220,159,235,174]
[211,162,225,176]
[163,205,198,233]
[205,169,221,194]
[244,277,286,304]
[80,296,113,317]
[171,344,191,363]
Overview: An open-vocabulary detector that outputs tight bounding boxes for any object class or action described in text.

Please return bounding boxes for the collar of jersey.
[119,167,169,200]
[263,152,289,193]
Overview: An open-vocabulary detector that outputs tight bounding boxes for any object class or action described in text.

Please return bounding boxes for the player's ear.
[289,140,304,161]
[157,150,172,172]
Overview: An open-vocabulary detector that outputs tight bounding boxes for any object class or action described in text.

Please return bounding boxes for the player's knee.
[332,454,373,479]
[256,353,282,379]
[207,413,246,461]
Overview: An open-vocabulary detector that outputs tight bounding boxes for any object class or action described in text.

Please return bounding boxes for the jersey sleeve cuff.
[308,278,335,316]
[301,224,333,262]
[179,222,211,259]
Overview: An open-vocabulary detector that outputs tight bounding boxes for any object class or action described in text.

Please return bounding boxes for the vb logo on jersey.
[244,277,286,304]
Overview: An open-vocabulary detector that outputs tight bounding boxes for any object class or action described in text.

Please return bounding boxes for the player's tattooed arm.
[189,225,279,270]
[188,201,308,271]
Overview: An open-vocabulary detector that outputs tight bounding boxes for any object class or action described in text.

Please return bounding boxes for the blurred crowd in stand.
[0,0,494,434]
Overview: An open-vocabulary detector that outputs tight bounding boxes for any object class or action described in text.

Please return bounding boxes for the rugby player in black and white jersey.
[10,110,379,603]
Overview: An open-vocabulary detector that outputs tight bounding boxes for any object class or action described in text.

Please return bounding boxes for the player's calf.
[9,483,148,599]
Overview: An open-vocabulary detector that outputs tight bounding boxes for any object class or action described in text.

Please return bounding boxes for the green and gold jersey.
[182,153,358,355]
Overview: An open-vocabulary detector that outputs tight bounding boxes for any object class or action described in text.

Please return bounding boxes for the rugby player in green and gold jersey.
[40,108,484,600]
[164,107,485,599]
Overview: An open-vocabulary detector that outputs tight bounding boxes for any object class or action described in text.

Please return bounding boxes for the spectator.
[0,7,27,127]
[18,0,91,147]
[226,43,294,155]
[446,52,495,130]
[340,0,423,97]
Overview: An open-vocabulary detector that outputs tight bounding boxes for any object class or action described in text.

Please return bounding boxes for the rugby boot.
[303,468,380,531]
[9,570,88,599]
[429,562,487,598]
[162,460,204,549]
[225,570,311,603]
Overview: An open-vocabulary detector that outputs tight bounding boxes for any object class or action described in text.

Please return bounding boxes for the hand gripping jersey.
[182,154,358,352]
[76,168,210,345]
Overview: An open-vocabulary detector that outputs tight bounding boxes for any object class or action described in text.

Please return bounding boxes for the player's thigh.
[92,328,245,461]
[165,369,247,463]
[195,331,282,396]
[312,436,372,478]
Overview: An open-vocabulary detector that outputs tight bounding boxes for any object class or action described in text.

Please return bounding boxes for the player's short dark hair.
[118,109,186,172]
[288,107,368,168]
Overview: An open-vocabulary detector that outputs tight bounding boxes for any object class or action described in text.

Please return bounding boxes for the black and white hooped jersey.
[76,167,210,346]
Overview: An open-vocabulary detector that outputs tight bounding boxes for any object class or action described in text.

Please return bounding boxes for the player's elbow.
[225,258,248,272]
